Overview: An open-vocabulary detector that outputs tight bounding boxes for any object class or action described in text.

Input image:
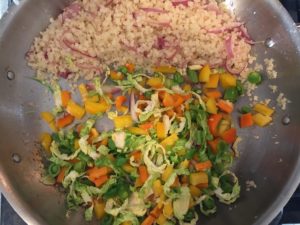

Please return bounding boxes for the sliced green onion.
[240,105,251,114]
[108,138,117,151]
[236,80,244,96]
[48,163,60,177]
[224,87,238,102]
[187,69,198,83]
[247,71,262,85]
[73,161,86,173]
[174,71,184,84]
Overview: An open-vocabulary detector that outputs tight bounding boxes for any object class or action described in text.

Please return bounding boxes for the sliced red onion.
[86,83,95,91]
[166,46,180,60]
[207,22,243,34]
[102,85,121,94]
[239,25,256,45]
[203,3,221,14]
[62,3,82,22]
[154,37,166,50]
[63,38,97,59]
[140,7,169,13]
[44,51,48,60]
[120,41,138,53]
[172,0,189,7]
[224,36,234,59]
[58,71,71,79]
[130,92,138,122]
[104,0,113,6]
[149,21,171,28]
[225,58,247,75]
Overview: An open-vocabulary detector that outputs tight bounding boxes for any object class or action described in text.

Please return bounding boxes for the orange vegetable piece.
[173,94,185,108]
[125,63,135,73]
[207,114,223,137]
[139,122,153,130]
[56,114,74,129]
[208,138,220,154]
[194,160,213,171]
[205,90,222,99]
[87,167,110,181]
[138,165,149,183]
[93,175,109,187]
[141,215,155,225]
[115,95,127,110]
[217,100,233,114]
[162,93,175,107]
[240,113,254,128]
[221,128,237,144]
[61,90,71,108]
[56,167,67,184]
[131,151,142,163]
[166,109,175,117]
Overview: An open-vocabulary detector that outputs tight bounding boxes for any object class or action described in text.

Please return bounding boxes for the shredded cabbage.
[105,199,129,217]
[197,195,217,216]
[113,211,139,225]
[84,205,94,221]
[50,141,80,160]
[173,186,191,220]
[112,131,126,149]
[127,192,147,216]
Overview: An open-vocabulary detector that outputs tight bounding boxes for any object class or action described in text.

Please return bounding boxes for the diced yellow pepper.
[190,172,208,186]
[147,77,163,88]
[93,199,105,219]
[199,64,211,83]
[78,83,88,102]
[220,73,237,88]
[253,113,272,127]
[40,112,55,123]
[206,98,218,114]
[128,127,148,135]
[152,66,177,74]
[110,71,124,80]
[113,115,133,129]
[162,165,173,182]
[161,133,178,148]
[156,122,166,140]
[205,74,220,89]
[85,100,109,114]
[87,95,100,103]
[122,163,136,173]
[48,121,58,132]
[253,103,274,116]
[40,133,52,152]
[152,180,163,197]
[163,201,173,218]
[66,100,85,119]
[179,159,190,169]
[74,139,80,149]
[177,148,187,156]
[121,221,132,225]
[189,185,202,197]
[183,84,192,92]
[157,214,167,225]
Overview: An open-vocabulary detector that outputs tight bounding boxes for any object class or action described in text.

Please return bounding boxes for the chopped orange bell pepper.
[240,113,253,128]
[56,114,74,129]
[61,90,71,108]
[208,114,222,137]
[221,128,237,144]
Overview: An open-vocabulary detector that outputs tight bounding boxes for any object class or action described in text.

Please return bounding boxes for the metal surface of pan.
[0,0,300,224]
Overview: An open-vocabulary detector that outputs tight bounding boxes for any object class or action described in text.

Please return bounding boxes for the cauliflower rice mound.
[27,0,251,80]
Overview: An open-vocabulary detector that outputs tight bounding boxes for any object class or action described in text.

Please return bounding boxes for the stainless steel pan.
[1,0,300,224]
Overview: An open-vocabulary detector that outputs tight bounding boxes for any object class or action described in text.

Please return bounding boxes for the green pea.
[48,163,60,177]
[247,71,262,85]
[240,105,251,114]
[187,69,198,83]
[174,71,184,84]
[224,87,238,102]
[236,80,244,96]
[118,66,128,74]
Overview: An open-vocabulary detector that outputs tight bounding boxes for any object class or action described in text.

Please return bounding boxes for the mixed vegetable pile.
[39,64,275,225]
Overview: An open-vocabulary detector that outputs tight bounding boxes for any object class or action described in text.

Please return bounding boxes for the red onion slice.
[130,92,138,122]
[172,0,189,7]
[62,38,97,59]
[207,22,243,34]
[224,36,234,59]
[225,58,247,75]
[102,85,121,94]
[140,7,169,13]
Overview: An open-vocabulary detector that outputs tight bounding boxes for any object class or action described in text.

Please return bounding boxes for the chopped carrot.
[196,183,209,189]
[110,71,124,80]
[68,158,80,164]
[150,204,162,219]
[125,63,135,73]
[174,106,183,116]
[115,95,127,110]
[208,138,220,154]
[162,93,175,107]
[139,122,153,130]
[207,114,222,137]
[56,167,67,184]
[56,114,74,129]
[93,175,109,187]
[173,94,185,107]
[141,215,155,225]
[87,167,109,181]
[194,160,212,171]
[217,100,233,114]
[131,151,142,162]
[240,113,253,128]
[158,91,166,101]
[205,90,222,99]
[221,128,237,144]
[166,109,175,117]
[61,90,71,108]
[138,94,146,100]
[181,93,192,100]
[138,165,149,183]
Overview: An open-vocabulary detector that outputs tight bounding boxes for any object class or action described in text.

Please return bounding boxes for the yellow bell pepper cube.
[253,113,272,127]
[179,159,190,169]
[66,100,85,119]
[152,66,177,74]
[190,172,208,186]
[93,199,106,219]
[85,100,109,115]
[147,77,163,88]
[113,115,133,129]
[127,127,148,135]
[78,83,88,102]
[177,148,187,156]
[157,214,167,225]
[156,122,166,139]
[206,98,218,114]
[199,64,211,83]
[183,84,192,92]
[205,74,220,88]
[161,133,178,147]
[220,73,237,88]
[40,133,52,152]
[253,103,274,116]
[87,95,100,103]
[152,180,163,197]
[189,185,202,197]
[122,163,136,173]
[163,201,173,218]
[74,139,80,149]
[162,165,174,182]
[40,112,55,123]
